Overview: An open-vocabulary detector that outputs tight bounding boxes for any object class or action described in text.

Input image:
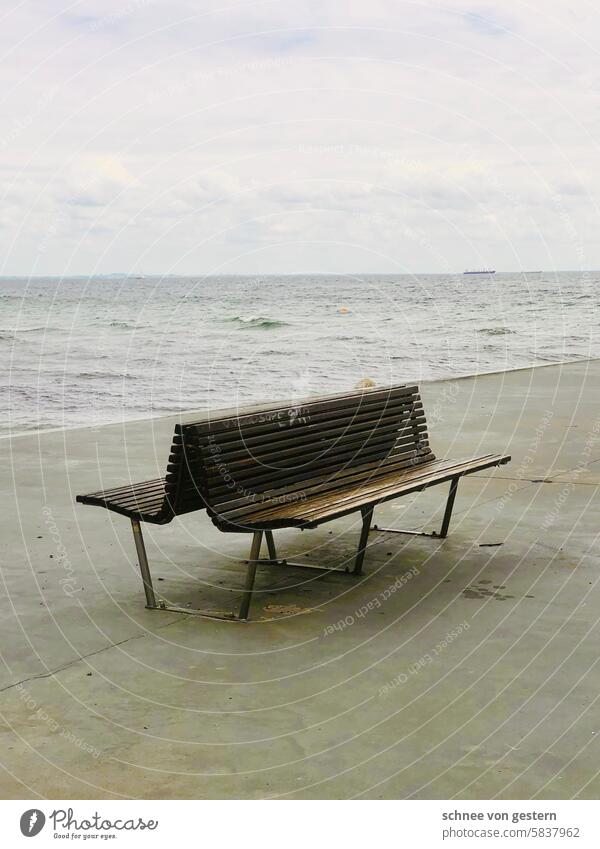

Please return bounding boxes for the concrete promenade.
[1,360,599,798]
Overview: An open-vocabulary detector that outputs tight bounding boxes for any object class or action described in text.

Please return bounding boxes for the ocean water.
[1,272,597,435]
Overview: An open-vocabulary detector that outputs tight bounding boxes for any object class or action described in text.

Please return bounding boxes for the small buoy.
[355,378,376,389]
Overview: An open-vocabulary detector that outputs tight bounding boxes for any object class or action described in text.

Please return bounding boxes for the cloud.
[62,155,137,206]
[463,8,513,37]
[0,0,598,274]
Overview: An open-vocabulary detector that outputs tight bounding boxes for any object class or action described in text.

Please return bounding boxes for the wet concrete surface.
[1,360,599,798]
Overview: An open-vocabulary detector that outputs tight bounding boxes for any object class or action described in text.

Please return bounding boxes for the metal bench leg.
[258,528,349,574]
[371,476,462,538]
[265,530,278,561]
[239,530,263,620]
[438,476,459,539]
[131,519,157,609]
[353,505,374,575]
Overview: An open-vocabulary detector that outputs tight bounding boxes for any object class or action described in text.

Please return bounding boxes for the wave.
[105,320,144,329]
[83,319,146,330]
[534,351,589,363]
[477,327,517,336]
[77,371,136,380]
[7,325,60,334]
[223,315,289,329]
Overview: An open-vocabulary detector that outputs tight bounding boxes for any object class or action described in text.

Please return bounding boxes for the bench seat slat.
[212,453,510,530]
[80,478,169,500]
[204,442,432,509]
[266,454,504,524]
[207,447,433,520]
[213,453,484,525]
[76,478,172,523]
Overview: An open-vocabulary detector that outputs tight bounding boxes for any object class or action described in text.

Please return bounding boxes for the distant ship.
[463,269,496,275]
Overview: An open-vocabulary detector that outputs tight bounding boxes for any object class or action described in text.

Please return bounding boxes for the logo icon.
[20,810,46,837]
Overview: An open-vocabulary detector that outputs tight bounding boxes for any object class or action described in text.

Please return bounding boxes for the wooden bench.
[76,383,510,619]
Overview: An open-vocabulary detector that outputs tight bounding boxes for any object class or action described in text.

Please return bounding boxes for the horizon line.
[0,268,595,279]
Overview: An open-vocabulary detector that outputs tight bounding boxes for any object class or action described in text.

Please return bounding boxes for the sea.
[1,272,597,436]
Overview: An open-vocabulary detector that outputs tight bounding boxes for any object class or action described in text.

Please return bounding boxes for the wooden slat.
[277,456,497,522]
[81,478,166,500]
[86,492,165,512]
[178,383,417,436]
[107,492,166,510]
[76,483,170,521]
[202,420,427,485]
[200,409,425,470]
[213,443,431,508]
[201,447,431,514]
[195,399,424,459]
[211,448,433,522]
[167,384,427,519]
[192,390,422,447]
[78,383,441,528]
[213,454,510,530]
[298,454,510,526]
[197,437,431,505]
[194,397,428,508]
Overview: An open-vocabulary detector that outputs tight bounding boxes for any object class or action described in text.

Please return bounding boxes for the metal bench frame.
[128,473,459,621]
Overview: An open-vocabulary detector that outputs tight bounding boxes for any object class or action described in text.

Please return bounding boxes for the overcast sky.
[1,0,599,275]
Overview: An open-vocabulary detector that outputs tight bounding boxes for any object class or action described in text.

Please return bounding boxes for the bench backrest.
[162,383,434,527]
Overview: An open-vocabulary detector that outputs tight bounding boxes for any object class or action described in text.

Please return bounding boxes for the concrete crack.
[0,615,186,696]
